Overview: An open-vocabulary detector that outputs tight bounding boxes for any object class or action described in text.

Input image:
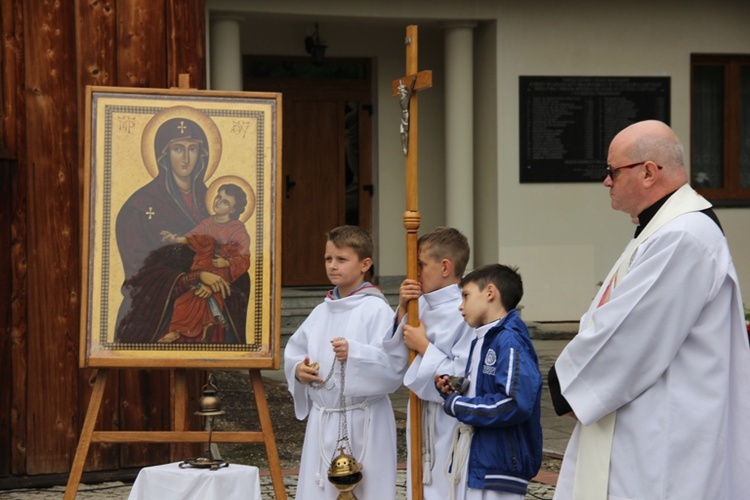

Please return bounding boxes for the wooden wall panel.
[1,0,20,158]
[116,1,167,87]
[167,0,206,90]
[1,0,25,479]
[23,0,80,474]
[0,162,11,479]
[75,0,119,472]
[1,0,209,480]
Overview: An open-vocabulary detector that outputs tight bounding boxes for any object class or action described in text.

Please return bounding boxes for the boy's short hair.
[219,183,248,221]
[326,225,374,261]
[460,263,523,312]
[418,227,470,278]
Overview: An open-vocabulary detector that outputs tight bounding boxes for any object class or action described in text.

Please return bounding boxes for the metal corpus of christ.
[392,25,432,500]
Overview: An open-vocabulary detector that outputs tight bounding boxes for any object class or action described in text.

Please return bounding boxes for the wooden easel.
[66,74,286,498]
[63,368,286,499]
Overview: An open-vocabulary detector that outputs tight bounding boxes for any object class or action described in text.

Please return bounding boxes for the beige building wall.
[208,0,750,321]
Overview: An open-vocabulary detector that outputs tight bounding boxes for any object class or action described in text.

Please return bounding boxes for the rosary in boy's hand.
[295,337,348,385]
[331,337,349,362]
[295,356,324,385]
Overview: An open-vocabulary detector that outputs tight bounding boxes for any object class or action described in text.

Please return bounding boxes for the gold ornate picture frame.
[80,86,282,368]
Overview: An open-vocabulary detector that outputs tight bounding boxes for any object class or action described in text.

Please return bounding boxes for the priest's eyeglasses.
[605,161,663,181]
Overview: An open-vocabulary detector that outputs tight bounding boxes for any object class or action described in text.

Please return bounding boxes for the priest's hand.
[403,321,429,355]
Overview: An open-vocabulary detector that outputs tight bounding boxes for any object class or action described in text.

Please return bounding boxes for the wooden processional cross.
[392,25,432,500]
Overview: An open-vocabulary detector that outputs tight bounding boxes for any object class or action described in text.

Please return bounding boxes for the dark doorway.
[244,57,373,286]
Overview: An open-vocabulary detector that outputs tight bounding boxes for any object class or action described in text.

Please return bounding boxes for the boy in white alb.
[383,227,474,499]
[284,225,402,500]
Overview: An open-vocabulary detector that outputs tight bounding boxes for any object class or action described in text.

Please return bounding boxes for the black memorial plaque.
[520,76,670,183]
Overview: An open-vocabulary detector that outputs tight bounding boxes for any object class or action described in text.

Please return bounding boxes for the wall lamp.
[305,23,327,65]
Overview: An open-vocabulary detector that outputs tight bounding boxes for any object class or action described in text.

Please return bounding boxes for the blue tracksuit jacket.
[442,309,543,495]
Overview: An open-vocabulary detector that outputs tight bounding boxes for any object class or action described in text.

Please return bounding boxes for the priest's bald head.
[604,120,688,219]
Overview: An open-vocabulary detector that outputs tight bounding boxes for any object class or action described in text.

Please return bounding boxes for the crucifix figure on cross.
[397,76,417,156]
[391,24,432,500]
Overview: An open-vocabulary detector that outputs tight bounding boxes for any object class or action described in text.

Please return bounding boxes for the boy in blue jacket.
[436,264,542,499]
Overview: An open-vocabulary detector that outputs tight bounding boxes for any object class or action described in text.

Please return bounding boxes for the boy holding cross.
[384,227,474,499]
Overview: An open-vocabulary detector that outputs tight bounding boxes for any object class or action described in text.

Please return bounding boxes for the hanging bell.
[195,377,226,417]
[179,374,228,470]
[328,446,363,500]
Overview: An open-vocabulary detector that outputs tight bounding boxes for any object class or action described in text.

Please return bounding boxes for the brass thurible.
[327,446,363,499]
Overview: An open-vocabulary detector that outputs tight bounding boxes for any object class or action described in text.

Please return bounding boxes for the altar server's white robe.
[554,212,750,499]
[285,292,402,500]
[383,284,474,500]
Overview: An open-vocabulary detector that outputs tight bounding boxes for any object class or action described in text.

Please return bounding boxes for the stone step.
[279,288,328,309]
[281,307,319,328]
[279,286,398,347]
[278,289,577,346]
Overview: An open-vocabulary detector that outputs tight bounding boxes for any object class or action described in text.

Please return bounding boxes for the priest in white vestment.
[548,120,750,500]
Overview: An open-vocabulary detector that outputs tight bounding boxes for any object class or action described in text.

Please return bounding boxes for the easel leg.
[64,369,108,500]
[170,368,188,460]
[249,370,286,500]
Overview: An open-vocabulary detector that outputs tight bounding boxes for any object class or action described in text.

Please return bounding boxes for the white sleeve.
[556,221,719,424]
[345,301,406,397]
[283,312,317,420]
[404,320,473,403]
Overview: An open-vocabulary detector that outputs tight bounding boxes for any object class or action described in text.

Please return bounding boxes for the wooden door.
[245,58,373,286]
[283,94,341,284]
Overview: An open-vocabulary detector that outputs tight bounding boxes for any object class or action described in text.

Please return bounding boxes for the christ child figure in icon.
[159,182,252,343]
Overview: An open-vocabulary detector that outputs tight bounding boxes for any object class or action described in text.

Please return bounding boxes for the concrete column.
[444,22,476,268]
[210,16,244,91]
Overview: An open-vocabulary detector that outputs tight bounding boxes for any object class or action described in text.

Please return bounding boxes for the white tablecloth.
[128,461,261,500]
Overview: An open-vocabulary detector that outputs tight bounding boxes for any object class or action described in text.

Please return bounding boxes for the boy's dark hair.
[326,225,374,261]
[418,227,470,278]
[219,183,248,221]
[460,263,523,312]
